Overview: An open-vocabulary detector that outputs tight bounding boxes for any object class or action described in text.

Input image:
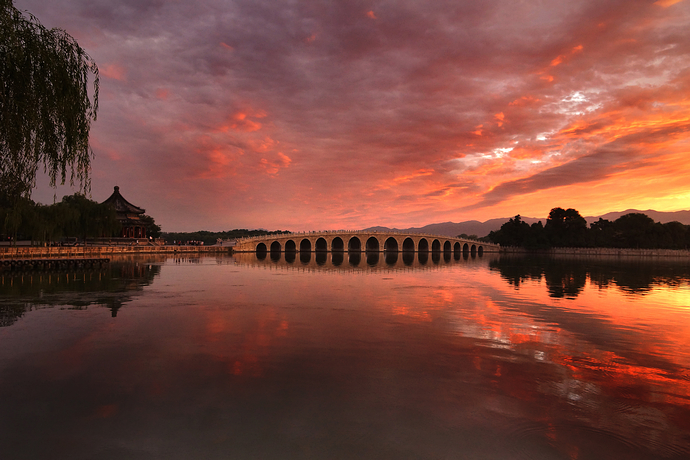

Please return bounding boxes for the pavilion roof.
[102,186,145,214]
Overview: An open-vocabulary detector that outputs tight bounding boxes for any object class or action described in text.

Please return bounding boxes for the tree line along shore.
[0,194,291,247]
[485,207,690,250]
[4,198,689,252]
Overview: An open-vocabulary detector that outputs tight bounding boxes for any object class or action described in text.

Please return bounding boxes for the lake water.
[1,252,689,459]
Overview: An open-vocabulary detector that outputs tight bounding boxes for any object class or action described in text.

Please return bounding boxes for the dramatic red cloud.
[20,0,690,231]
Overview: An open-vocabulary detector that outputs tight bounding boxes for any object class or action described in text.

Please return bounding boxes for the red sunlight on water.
[186,256,690,412]
[1,255,689,457]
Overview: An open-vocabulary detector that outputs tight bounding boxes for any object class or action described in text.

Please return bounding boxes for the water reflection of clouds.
[1,254,689,458]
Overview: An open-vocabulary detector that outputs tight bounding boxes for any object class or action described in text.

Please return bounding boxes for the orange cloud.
[105,148,123,162]
[277,152,292,166]
[550,45,583,67]
[100,64,126,81]
[508,146,543,160]
[187,135,244,180]
[655,0,684,7]
[260,152,292,176]
[510,96,541,106]
[220,42,234,50]
[367,10,377,19]
[217,111,263,133]
[155,88,169,100]
[198,149,233,179]
[393,169,434,183]
[248,136,277,153]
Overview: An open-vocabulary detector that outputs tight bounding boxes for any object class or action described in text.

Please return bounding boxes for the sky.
[16,0,690,232]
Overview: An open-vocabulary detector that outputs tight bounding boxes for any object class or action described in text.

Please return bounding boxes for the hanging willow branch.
[0,0,99,205]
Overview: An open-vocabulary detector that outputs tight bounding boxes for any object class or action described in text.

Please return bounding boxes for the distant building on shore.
[102,186,147,238]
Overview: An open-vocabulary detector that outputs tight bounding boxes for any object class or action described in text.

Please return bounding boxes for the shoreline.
[499,247,690,257]
[0,245,230,260]
[2,245,688,260]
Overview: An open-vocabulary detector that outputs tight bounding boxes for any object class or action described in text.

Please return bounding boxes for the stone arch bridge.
[234,231,499,256]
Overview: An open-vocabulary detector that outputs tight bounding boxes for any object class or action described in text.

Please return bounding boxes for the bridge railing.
[235,230,496,246]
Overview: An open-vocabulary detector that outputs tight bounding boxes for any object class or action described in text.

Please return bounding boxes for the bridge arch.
[315,237,327,252]
[300,239,311,252]
[348,237,361,252]
[453,242,461,257]
[384,237,398,252]
[366,237,379,252]
[443,241,451,253]
[431,239,441,252]
[418,238,429,253]
[270,241,281,252]
[332,237,344,252]
[402,237,415,252]
[463,243,469,253]
[471,244,477,255]
[285,240,296,253]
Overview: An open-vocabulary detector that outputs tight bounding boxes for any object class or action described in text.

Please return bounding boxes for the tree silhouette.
[544,207,587,247]
[487,215,532,247]
[1,0,98,206]
[612,213,657,248]
[60,194,120,242]
[139,214,161,238]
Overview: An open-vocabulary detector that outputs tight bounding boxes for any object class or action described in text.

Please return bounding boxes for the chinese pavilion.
[102,186,147,238]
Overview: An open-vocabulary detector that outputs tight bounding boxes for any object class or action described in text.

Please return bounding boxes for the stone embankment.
[500,247,690,257]
[0,245,230,260]
[2,258,110,271]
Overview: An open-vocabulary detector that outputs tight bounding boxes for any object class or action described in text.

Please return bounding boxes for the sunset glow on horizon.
[19,0,690,232]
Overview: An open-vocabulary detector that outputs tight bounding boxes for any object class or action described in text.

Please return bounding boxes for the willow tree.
[0,0,99,207]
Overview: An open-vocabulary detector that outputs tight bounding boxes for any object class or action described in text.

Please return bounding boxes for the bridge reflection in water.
[234,231,499,260]
[234,247,496,272]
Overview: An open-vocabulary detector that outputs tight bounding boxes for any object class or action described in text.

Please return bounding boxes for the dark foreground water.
[1,252,689,459]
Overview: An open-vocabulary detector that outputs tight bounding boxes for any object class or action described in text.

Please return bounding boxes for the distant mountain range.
[363,209,690,238]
